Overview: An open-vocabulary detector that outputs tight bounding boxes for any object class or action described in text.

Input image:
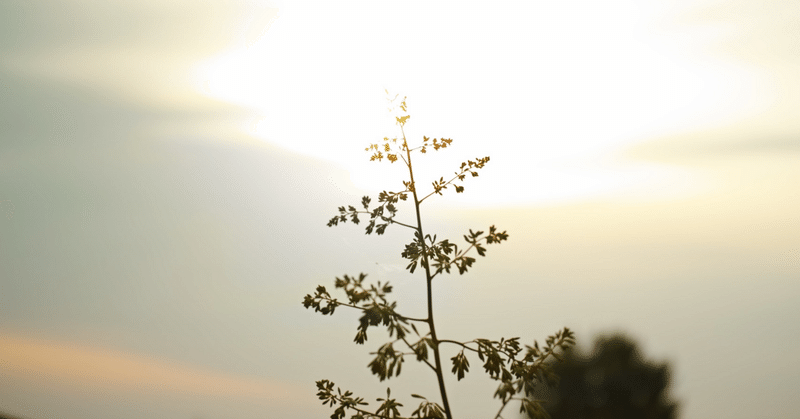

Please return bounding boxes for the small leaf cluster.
[436,329,576,418]
[396,115,411,127]
[410,334,433,362]
[317,380,446,419]
[328,192,409,235]
[376,387,404,418]
[366,136,404,163]
[369,342,405,381]
[450,351,470,380]
[316,380,369,419]
[410,394,446,419]
[303,285,340,315]
[400,226,508,275]
[444,329,575,387]
[303,273,411,345]
[419,136,453,154]
[487,329,576,419]
[429,157,491,196]
[367,319,441,383]
[367,93,412,163]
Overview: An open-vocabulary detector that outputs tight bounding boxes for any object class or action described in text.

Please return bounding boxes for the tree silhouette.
[537,334,679,419]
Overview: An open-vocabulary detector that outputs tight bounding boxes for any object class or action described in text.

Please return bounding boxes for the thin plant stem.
[401,123,454,419]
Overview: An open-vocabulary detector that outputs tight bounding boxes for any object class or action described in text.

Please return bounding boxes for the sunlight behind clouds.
[191,0,769,206]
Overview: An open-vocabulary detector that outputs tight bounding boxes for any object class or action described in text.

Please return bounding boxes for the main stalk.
[402,132,453,419]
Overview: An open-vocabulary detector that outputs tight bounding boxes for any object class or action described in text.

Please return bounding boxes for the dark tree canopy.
[539,334,679,419]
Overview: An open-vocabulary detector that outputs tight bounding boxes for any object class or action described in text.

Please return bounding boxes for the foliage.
[303,93,574,419]
[536,334,679,419]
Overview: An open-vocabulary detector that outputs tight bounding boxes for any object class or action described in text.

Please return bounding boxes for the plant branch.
[317,297,428,324]
[418,171,466,204]
[342,210,417,230]
[327,396,415,419]
[418,158,488,204]
[438,339,479,353]
[401,336,437,372]
[492,332,573,419]
[388,218,417,230]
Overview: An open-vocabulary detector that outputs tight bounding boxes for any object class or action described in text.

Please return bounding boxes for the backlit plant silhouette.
[303,94,575,419]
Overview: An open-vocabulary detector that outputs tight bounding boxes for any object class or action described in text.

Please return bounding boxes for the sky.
[0,1,798,418]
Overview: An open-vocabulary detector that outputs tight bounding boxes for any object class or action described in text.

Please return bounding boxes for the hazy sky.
[1,1,799,418]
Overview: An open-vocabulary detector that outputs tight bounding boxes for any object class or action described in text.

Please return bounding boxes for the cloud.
[0,331,301,403]
[0,0,279,109]
[627,132,800,164]
[676,0,800,65]
[695,137,800,155]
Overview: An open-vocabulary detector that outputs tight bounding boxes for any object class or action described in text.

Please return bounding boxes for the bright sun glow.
[192,1,764,206]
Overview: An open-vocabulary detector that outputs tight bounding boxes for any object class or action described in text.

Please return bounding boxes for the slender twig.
[400,335,437,372]
[418,172,464,204]
[438,339,480,353]
[322,299,428,323]
[491,333,571,419]
[399,151,409,166]
[428,236,493,278]
[387,218,417,230]
[342,210,417,230]
[418,164,480,204]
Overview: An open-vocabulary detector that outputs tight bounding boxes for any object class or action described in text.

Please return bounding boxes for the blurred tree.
[537,334,678,419]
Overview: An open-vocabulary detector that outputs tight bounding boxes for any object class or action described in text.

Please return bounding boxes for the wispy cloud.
[1,0,278,109]
[627,132,800,163]
[0,331,302,403]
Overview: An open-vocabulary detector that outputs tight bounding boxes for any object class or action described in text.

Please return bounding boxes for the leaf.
[413,339,429,361]
[354,330,367,345]
[476,244,486,257]
[450,351,470,381]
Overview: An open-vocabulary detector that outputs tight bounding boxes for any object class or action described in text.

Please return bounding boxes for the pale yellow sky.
[190,0,795,207]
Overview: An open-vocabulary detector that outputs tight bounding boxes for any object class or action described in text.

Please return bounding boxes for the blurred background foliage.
[536,333,679,419]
